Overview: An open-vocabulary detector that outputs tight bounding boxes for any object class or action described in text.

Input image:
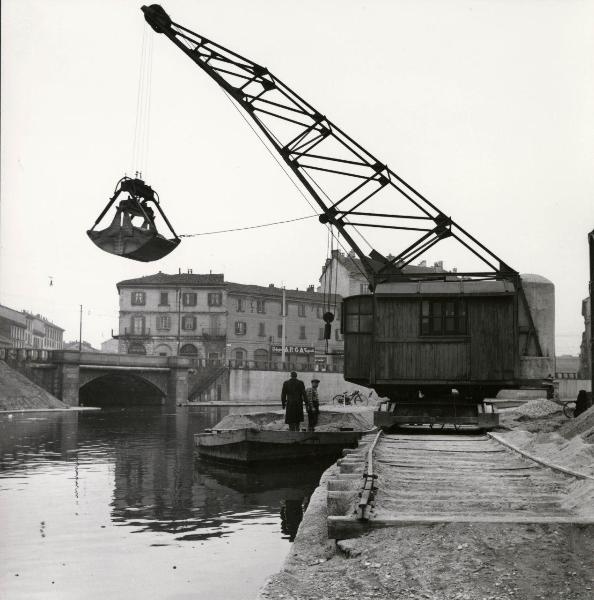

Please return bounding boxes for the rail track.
[327,430,594,540]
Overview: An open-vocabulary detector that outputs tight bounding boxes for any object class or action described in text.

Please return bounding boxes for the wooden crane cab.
[342,274,555,429]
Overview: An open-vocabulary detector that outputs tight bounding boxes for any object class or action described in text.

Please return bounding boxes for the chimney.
[269,283,275,288]
[178,268,181,274]
[307,284,314,292]
[187,268,193,274]
[433,260,443,270]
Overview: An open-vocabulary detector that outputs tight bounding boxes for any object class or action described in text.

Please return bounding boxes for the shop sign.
[271,345,315,355]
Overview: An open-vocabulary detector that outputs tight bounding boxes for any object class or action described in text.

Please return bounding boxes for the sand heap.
[560,405,594,442]
[212,408,374,432]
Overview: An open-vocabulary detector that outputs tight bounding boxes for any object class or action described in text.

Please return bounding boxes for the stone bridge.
[0,349,190,408]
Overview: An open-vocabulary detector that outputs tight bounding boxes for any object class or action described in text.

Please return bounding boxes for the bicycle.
[332,390,369,405]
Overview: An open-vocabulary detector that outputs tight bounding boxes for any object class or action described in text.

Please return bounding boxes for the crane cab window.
[344,297,373,333]
[421,299,467,336]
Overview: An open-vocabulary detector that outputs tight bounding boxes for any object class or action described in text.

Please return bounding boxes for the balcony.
[112,327,152,340]
[201,328,226,340]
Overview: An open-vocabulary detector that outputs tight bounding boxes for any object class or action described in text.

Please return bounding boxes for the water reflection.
[0,406,331,600]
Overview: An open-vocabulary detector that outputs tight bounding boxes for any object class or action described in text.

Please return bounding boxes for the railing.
[0,348,53,362]
[112,328,152,339]
[227,359,343,372]
[182,357,344,372]
[555,372,579,380]
[201,329,226,340]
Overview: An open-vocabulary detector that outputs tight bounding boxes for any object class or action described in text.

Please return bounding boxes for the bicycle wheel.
[333,394,344,405]
[563,403,575,418]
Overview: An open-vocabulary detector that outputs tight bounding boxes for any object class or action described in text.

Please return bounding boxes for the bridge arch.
[79,371,166,406]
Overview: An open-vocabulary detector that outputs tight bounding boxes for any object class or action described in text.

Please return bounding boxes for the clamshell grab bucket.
[87,177,180,262]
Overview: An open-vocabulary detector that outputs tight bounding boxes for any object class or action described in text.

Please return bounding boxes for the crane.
[103,4,553,428]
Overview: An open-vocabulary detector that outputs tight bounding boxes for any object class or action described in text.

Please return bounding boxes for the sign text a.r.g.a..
[271,345,315,354]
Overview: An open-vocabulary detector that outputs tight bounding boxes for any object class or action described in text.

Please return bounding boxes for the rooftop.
[117,272,226,289]
[321,250,448,279]
[116,272,337,301]
[227,281,339,302]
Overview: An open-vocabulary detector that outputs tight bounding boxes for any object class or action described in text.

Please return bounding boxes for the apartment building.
[114,273,344,368]
[0,304,64,350]
[227,282,343,369]
[319,249,448,297]
[115,272,227,360]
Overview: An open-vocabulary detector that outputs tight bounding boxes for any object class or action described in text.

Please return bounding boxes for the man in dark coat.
[281,371,307,431]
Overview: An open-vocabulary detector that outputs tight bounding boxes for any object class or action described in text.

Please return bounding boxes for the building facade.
[115,272,227,360]
[115,273,344,369]
[0,304,63,350]
[318,249,447,297]
[226,282,343,369]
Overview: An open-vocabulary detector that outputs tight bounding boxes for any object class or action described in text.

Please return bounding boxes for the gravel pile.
[510,399,562,419]
[212,408,373,432]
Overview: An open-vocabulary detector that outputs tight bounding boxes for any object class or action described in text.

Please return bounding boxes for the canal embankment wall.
[228,370,374,403]
[0,361,68,411]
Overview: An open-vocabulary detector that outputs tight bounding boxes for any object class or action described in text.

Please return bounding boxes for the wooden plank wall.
[468,297,515,380]
[344,334,372,380]
[372,297,515,382]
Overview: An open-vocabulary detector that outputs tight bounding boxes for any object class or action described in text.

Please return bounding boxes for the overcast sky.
[1,0,593,354]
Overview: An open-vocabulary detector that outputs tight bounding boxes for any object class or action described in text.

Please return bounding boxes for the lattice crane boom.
[142,4,516,286]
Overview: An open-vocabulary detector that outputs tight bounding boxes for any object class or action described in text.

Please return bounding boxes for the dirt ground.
[258,403,594,600]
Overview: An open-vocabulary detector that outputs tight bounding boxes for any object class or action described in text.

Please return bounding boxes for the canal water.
[0,406,330,600]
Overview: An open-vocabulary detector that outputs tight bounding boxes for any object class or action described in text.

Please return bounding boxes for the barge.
[195,428,363,464]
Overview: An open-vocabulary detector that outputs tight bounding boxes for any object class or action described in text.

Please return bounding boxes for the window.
[318,327,325,340]
[131,316,145,335]
[131,291,145,306]
[235,321,247,335]
[159,292,169,306]
[344,297,373,333]
[298,304,306,317]
[360,283,368,294]
[421,299,467,336]
[128,342,146,355]
[299,325,306,340]
[254,349,268,368]
[156,315,170,330]
[208,292,222,306]
[237,298,245,312]
[235,349,245,366]
[258,322,265,337]
[335,328,341,341]
[180,343,198,356]
[256,299,266,314]
[182,292,197,307]
[277,324,283,339]
[182,315,196,330]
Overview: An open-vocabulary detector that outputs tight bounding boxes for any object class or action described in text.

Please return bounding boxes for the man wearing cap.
[305,378,321,432]
[281,371,307,431]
